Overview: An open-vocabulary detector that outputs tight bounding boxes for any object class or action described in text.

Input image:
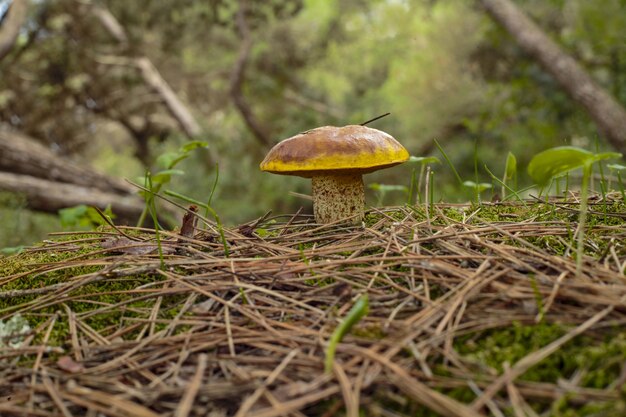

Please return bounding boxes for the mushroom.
[260,125,409,224]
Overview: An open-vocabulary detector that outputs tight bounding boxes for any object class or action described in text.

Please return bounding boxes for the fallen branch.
[0,172,176,225]
[0,130,133,195]
[0,0,29,61]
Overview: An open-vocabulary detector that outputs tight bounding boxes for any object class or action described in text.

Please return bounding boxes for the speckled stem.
[311,173,364,224]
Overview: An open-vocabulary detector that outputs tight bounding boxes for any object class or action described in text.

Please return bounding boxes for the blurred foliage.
[1,0,626,247]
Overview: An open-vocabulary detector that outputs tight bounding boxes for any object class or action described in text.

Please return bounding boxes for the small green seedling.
[434,139,463,186]
[502,152,517,198]
[0,245,25,256]
[137,141,208,227]
[144,172,166,269]
[325,294,369,374]
[407,156,440,204]
[368,183,408,206]
[607,164,626,204]
[483,164,528,205]
[462,180,492,204]
[528,146,621,277]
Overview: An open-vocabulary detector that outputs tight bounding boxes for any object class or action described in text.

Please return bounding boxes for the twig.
[174,353,208,417]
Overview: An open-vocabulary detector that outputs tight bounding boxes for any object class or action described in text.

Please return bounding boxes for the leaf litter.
[0,195,625,416]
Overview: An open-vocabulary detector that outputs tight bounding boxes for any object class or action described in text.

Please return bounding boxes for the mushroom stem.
[311,173,364,224]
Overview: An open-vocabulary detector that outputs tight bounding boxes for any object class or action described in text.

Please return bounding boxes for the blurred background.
[1,0,625,249]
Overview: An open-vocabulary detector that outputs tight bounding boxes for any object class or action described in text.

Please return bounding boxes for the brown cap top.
[259,125,409,177]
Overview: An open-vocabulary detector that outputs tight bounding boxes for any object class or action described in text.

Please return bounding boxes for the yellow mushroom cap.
[259,125,409,177]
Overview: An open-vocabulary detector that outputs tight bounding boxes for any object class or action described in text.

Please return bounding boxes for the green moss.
[453,322,626,414]
[352,324,386,340]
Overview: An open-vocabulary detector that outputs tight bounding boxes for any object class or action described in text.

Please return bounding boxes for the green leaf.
[408,155,441,165]
[58,205,111,228]
[1,245,25,256]
[156,152,187,170]
[528,146,621,186]
[504,151,517,180]
[181,140,209,152]
[463,180,491,193]
[156,142,209,169]
[59,204,89,227]
[607,164,626,171]
[151,169,185,184]
[368,184,408,193]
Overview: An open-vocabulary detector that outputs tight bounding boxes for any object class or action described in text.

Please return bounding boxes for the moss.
[453,322,626,414]
[352,324,386,340]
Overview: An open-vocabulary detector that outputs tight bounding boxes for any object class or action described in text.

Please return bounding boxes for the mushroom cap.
[260,125,409,177]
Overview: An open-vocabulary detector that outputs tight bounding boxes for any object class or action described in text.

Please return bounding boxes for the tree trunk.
[480,0,626,152]
[0,130,133,194]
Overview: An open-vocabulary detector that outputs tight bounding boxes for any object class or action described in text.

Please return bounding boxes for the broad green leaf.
[156,151,184,169]
[58,204,113,228]
[528,146,621,186]
[59,204,89,227]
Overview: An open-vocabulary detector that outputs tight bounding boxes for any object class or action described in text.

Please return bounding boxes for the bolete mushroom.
[260,125,409,224]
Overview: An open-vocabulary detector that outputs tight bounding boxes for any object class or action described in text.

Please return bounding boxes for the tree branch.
[0,0,29,61]
[135,57,201,138]
[91,4,127,45]
[89,3,201,138]
[481,0,626,152]
[229,0,271,146]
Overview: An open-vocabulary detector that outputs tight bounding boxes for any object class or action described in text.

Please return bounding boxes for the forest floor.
[1,194,625,417]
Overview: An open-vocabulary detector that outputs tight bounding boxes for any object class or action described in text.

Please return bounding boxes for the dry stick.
[62,304,83,362]
[503,362,526,417]
[65,384,161,417]
[355,346,484,417]
[163,271,286,340]
[41,368,74,417]
[251,386,341,417]
[174,353,208,417]
[234,348,299,417]
[333,362,358,417]
[224,306,236,357]
[472,300,620,410]
[148,285,165,337]
[541,271,568,320]
[29,313,58,409]
[84,330,166,374]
